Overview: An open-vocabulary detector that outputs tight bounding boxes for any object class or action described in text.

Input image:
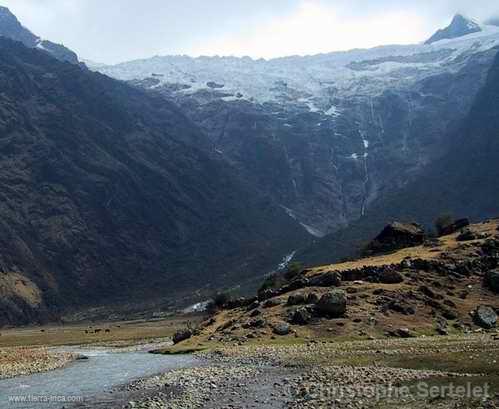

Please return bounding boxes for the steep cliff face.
[298,47,499,266]
[119,36,498,237]
[0,38,309,326]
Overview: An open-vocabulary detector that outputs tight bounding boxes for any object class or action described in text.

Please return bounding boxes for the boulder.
[258,288,279,301]
[247,300,260,311]
[244,318,266,329]
[308,271,342,287]
[173,328,193,344]
[291,307,312,325]
[287,294,306,305]
[379,269,404,284]
[249,309,262,317]
[306,293,320,304]
[456,229,477,242]
[440,218,470,236]
[386,300,416,315]
[263,298,282,308]
[316,290,347,317]
[366,222,425,255]
[391,328,415,338]
[486,270,499,293]
[474,305,497,329]
[273,322,291,336]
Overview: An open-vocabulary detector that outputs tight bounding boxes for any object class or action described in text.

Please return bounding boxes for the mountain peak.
[0,5,79,64]
[425,14,482,45]
[0,5,38,47]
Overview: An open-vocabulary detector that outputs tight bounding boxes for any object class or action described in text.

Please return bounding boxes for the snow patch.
[325,105,342,117]
[278,251,296,270]
[183,301,209,314]
[300,223,325,238]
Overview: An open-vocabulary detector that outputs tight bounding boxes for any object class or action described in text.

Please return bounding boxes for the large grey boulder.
[309,271,342,287]
[474,305,497,329]
[273,322,291,336]
[316,290,347,317]
[173,328,193,344]
[366,222,425,255]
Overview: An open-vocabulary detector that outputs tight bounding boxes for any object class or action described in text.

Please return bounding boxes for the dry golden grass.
[0,316,204,348]
[181,219,499,349]
[310,218,499,275]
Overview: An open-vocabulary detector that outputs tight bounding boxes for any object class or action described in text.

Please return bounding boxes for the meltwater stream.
[0,347,197,409]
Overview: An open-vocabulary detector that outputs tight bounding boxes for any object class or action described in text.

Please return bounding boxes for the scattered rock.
[249,309,262,317]
[392,328,415,338]
[291,307,312,325]
[262,298,282,308]
[379,269,404,284]
[420,285,443,300]
[386,300,416,315]
[457,229,478,242]
[486,270,499,293]
[247,300,260,311]
[258,289,278,301]
[243,318,266,329]
[273,322,291,336]
[306,293,319,304]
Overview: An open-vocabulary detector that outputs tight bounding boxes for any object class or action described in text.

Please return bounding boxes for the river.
[0,347,196,409]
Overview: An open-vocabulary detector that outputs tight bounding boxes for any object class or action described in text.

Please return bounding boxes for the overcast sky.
[2,0,499,65]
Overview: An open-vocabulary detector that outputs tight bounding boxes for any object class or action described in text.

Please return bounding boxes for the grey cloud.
[1,0,498,64]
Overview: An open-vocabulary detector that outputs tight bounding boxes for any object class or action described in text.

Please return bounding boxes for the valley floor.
[1,322,499,408]
[114,333,499,409]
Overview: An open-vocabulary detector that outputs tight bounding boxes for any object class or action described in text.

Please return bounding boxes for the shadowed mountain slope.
[0,38,308,326]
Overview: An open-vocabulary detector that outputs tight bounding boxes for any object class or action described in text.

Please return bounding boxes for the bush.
[212,291,233,308]
[434,214,454,236]
[284,262,304,281]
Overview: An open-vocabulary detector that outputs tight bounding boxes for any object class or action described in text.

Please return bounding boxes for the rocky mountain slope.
[176,219,499,348]
[97,16,499,237]
[0,6,78,64]
[0,37,310,327]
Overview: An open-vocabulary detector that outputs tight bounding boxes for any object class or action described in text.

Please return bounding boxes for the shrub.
[434,214,454,236]
[212,291,233,308]
[284,261,304,281]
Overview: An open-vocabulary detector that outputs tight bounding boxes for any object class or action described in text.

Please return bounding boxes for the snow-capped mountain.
[425,14,482,44]
[96,15,499,237]
[99,18,499,107]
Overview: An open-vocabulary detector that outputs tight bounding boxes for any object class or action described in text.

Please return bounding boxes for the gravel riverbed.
[115,334,499,409]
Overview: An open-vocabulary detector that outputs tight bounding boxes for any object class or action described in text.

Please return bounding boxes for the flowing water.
[0,347,196,409]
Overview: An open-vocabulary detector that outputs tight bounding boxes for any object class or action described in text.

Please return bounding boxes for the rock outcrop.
[365,222,425,255]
